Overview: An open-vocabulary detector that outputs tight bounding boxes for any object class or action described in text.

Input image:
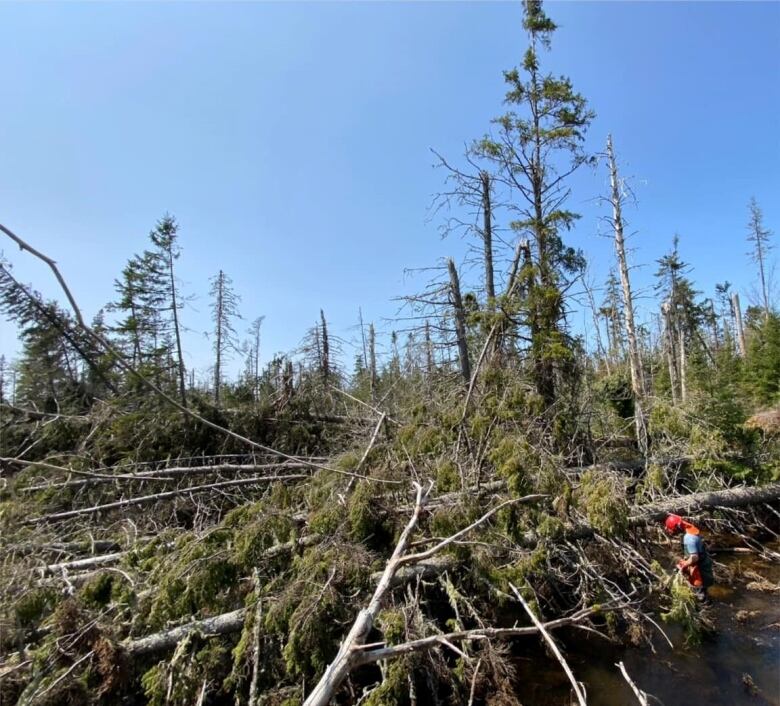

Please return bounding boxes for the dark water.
[512,546,780,706]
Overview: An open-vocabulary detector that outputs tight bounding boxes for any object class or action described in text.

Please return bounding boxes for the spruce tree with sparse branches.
[746,197,774,320]
[474,0,594,410]
[210,270,241,406]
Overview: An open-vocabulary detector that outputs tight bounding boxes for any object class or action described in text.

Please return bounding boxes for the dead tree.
[448,259,471,386]
[424,320,434,375]
[606,135,647,452]
[731,292,747,357]
[480,170,496,307]
[678,326,687,403]
[358,308,368,371]
[746,197,773,320]
[432,152,498,312]
[583,274,611,375]
[303,485,545,706]
[25,474,309,524]
[247,316,265,403]
[127,609,246,657]
[631,480,780,521]
[369,322,377,401]
[661,300,679,403]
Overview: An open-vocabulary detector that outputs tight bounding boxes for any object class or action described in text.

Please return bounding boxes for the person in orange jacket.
[664,514,714,602]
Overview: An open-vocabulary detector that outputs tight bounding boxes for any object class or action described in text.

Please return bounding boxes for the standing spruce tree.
[111,215,188,397]
[210,270,241,406]
[150,215,188,406]
[475,0,594,409]
[112,256,154,369]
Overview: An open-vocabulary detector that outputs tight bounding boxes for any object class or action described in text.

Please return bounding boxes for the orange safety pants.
[678,562,704,587]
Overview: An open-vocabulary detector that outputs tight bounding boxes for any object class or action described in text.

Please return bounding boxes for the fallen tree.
[25,474,309,524]
[125,609,247,657]
[38,551,127,577]
[630,481,780,522]
[18,462,312,492]
[303,486,547,706]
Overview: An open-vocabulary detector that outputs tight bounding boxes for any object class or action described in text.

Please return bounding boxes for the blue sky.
[1,1,778,378]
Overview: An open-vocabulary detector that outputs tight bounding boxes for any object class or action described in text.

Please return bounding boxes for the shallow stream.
[512,542,780,705]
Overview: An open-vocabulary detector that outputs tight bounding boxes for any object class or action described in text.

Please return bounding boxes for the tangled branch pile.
[1,2,779,704]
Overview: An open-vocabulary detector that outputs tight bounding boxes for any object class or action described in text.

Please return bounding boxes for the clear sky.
[1,1,778,378]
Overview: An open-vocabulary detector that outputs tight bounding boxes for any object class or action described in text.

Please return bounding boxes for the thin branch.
[511,584,587,706]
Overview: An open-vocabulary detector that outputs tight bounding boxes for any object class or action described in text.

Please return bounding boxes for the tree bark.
[126,609,247,657]
[38,552,126,577]
[630,481,780,522]
[678,326,687,403]
[480,170,495,307]
[303,483,432,706]
[19,462,312,492]
[424,320,434,377]
[369,323,377,401]
[448,259,471,387]
[607,135,647,452]
[732,292,747,358]
[165,246,187,407]
[662,300,678,403]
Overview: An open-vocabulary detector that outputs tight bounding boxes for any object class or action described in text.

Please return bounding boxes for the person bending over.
[664,514,714,602]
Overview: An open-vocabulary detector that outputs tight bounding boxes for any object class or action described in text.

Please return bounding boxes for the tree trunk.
[448,259,471,387]
[631,480,780,522]
[480,170,495,307]
[127,609,246,657]
[214,271,224,406]
[303,484,432,706]
[679,326,687,403]
[358,308,368,371]
[662,301,678,403]
[424,320,434,377]
[732,292,747,357]
[709,300,720,351]
[369,323,377,401]
[608,137,647,453]
[166,249,187,407]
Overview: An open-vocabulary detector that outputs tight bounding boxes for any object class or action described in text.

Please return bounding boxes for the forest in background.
[1,2,779,705]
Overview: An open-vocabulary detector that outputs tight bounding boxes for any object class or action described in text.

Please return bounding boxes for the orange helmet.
[664,514,684,534]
